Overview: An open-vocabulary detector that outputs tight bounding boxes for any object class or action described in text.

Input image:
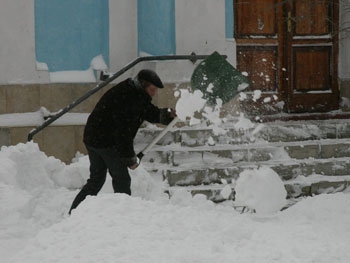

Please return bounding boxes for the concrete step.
[139,118,350,203]
[165,176,350,202]
[151,157,350,187]
[136,119,350,148]
[140,138,350,166]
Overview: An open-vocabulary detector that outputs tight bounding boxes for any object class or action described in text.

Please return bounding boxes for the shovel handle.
[137,152,144,160]
[137,116,179,160]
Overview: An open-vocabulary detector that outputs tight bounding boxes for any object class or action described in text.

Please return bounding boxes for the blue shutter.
[225,0,234,38]
[35,0,109,72]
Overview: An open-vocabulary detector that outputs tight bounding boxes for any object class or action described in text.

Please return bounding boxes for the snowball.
[234,166,287,214]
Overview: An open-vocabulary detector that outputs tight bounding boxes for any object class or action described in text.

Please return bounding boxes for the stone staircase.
[135,117,350,202]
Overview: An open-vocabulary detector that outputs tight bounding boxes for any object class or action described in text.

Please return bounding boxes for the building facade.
[1,0,350,162]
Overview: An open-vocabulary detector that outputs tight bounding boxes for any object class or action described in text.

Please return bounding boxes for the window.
[138,0,175,55]
[35,0,109,74]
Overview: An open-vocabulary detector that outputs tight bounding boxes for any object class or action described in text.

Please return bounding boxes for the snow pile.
[235,166,287,214]
[129,164,167,201]
[1,143,350,262]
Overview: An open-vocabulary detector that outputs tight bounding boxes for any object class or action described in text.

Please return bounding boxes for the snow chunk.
[175,89,206,122]
[253,90,262,101]
[233,113,255,131]
[239,92,247,101]
[36,61,49,71]
[206,83,214,93]
[90,54,108,70]
[238,82,249,91]
[220,184,232,199]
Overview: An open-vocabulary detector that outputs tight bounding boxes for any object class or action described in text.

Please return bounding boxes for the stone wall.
[0,82,183,163]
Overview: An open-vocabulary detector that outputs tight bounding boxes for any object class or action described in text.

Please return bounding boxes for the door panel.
[235,0,277,36]
[237,47,277,91]
[294,47,331,91]
[294,0,329,35]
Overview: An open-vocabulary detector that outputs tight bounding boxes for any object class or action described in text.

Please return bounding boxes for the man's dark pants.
[69,144,131,214]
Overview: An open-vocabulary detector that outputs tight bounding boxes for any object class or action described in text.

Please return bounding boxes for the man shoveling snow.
[69,69,176,214]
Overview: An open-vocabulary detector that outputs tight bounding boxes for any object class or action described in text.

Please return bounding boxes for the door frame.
[234,0,339,114]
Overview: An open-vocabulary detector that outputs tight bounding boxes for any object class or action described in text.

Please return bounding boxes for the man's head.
[137,69,164,97]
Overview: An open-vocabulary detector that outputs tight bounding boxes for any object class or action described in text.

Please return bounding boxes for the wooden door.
[234,0,339,114]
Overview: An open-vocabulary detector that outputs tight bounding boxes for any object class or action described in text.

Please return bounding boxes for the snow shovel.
[191,51,250,105]
[137,51,249,161]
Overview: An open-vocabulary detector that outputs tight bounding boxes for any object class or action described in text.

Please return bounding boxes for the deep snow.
[1,142,350,263]
[1,77,350,262]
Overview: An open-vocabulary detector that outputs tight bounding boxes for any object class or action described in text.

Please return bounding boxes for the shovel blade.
[191,51,250,105]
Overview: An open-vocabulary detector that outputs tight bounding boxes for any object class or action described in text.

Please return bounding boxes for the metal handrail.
[27,53,225,141]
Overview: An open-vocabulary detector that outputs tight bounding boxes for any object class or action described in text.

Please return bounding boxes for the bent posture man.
[69,69,175,214]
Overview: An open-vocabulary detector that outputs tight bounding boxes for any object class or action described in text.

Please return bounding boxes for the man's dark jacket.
[83,78,172,165]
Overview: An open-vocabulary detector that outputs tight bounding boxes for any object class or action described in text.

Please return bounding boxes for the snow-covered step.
[255,120,350,142]
[165,184,234,202]
[141,138,350,166]
[138,118,350,200]
[165,175,350,202]
[136,119,350,148]
[158,157,350,187]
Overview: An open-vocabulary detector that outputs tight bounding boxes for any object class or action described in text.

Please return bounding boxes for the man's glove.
[160,108,177,125]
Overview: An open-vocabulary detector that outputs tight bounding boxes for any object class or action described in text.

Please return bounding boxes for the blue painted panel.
[138,0,175,55]
[225,0,234,38]
[35,0,109,72]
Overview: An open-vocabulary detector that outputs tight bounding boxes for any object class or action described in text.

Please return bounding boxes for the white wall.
[176,0,235,65]
[154,0,236,83]
[0,0,49,84]
[108,0,139,79]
